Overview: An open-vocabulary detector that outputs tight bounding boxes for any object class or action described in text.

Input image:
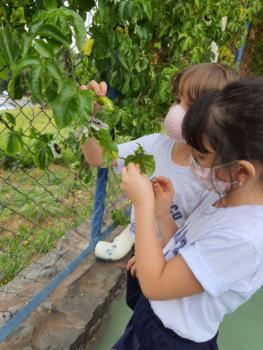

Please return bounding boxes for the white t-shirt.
[151,195,263,342]
[114,133,208,239]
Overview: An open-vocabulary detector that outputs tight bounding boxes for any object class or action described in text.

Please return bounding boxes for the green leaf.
[10,6,26,26]
[0,28,15,65]
[77,0,95,11]
[12,57,41,76]
[29,64,44,102]
[124,143,155,176]
[34,39,54,57]
[95,96,114,111]
[45,81,59,102]
[8,75,23,100]
[118,1,127,23]
[0,52,8,79]
[119,54,130,71]
[111,210,130,226]
[35,146,52,170]
[21,33,32,58]
[51,80,80,128]
[45,61,63,93]
[6,131,23,156]
[78,89,93,126]
[82,38,94,56]
[29,127,38,139]
[141,1,152,21]
[43,0,57,9]
[95,108,116,129]
[45,38,64,56]
[64,9,86,50]
[131,76,140,91]
[121,75,130,95]
[31,24,70,48]
[1,112,16,126]
[92,128,118,167]
[135,25,148,41]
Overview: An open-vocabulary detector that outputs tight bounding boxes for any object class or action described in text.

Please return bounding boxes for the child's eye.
[192,149,207,163]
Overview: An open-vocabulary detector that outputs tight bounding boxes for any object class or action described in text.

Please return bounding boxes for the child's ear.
[237,160,256,183]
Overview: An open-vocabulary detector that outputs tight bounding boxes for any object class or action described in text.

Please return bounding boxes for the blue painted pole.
[90,84,118,244]
[90,167,109,244]
[235,21,250,66]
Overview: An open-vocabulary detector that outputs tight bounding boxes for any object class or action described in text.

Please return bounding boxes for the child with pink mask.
[81,63,239,308]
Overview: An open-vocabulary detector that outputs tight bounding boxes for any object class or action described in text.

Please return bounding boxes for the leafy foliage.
[124,143,155,176]
[111,209,130,226]
[0,0,262,170]
[80,0,262,139]
[0,1,95,167]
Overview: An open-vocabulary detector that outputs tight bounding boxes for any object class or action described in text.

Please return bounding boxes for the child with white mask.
[81,63,239,308]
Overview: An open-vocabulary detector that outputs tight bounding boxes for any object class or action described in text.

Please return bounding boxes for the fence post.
[90,84,117,245]
[235,21,250,67]
[90,167,109,245]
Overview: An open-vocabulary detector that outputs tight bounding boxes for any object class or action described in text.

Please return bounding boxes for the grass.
[0,163,98,286]
[0,104,126,286]
[0,105,61,150]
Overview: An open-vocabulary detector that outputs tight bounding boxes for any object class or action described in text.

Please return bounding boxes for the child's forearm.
[134,203,166,298]
[157,213,178,247]
[81,137,117,167]
[81,138,103,167]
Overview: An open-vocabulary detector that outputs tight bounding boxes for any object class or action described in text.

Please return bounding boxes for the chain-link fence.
[0,8,131,341]
[0,4,262,345]
[0,100,129,339]
[240,12,263,76]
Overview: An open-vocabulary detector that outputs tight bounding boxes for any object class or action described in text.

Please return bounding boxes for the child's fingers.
[153,182,163,196]
[127,162,140,173]
[86,80,101,95]
[155,176,174,191]
[135,163,141,171]
[155,176,171,184]
[80,84,88,90]
[126,256,136,270]
[120,167,129,191]
[130,264,137,277]
[99,81,107,96]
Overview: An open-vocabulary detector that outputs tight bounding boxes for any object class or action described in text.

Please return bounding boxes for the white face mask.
[190,155,240,195]
[164,104,186,143]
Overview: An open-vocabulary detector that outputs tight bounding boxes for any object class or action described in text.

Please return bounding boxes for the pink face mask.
[190,155,240,195]
[164,104,186,143]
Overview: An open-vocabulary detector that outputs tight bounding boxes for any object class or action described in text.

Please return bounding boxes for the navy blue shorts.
[126,270,142,310]
[112,295,218,350]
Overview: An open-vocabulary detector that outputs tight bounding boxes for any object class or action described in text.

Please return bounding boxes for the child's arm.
[80,81,117,168]
[121,164,203,300]
[152,177,178,246]
[81,138,117,168]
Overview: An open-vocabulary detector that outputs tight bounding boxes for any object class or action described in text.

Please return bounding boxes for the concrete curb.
[0,221,130,350]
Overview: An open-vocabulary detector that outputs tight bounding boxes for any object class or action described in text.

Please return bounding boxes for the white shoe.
[95,225,134,261]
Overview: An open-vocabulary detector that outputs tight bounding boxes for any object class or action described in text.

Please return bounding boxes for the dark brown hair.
[182,78,263,174]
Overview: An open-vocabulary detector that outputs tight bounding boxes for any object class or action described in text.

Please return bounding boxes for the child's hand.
[121,163,154,207]
[80,80,107,96]
[80,80,107,114]
[127,256,137,277]
[152,176,175,220]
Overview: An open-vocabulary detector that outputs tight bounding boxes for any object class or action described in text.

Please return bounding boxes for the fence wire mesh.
[240,13,263,76]
[0,13,130,334]
[0,4,262,343]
